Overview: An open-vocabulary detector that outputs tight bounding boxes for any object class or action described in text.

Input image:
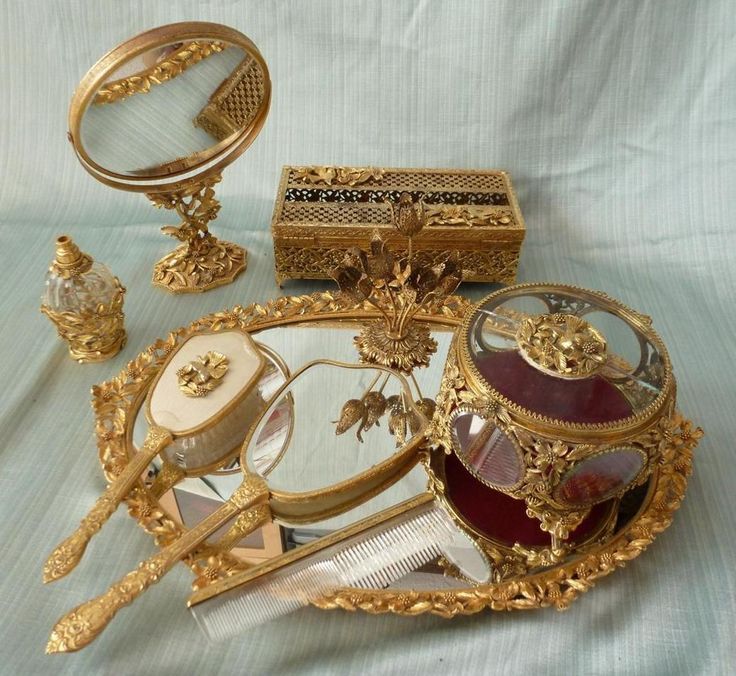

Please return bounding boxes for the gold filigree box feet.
[271,166,526,285]
[152,238,247,294]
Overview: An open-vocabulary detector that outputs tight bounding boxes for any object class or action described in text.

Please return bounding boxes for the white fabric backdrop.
[1,1,734,674]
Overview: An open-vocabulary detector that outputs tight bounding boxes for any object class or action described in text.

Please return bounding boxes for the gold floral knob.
[515,313,607,379]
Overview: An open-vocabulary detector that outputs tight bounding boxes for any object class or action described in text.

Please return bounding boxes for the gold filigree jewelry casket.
[432,283,702,570]
[271,166,526,285]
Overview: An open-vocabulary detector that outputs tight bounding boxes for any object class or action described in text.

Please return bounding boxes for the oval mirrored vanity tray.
[79,292,699,631]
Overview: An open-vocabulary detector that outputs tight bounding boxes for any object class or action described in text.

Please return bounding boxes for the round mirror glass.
[246,362,425,494]
[79,39,266,178]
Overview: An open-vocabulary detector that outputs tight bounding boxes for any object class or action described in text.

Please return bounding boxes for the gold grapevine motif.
[516,314,608,379]
[176,351,229,397]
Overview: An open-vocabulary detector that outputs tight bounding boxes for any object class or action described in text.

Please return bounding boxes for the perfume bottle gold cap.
[50,235,93,278]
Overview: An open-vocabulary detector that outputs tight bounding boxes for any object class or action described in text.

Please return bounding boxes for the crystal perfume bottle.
[41,235,126,363]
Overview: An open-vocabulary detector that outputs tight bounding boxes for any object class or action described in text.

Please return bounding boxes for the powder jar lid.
[458,283,675,442]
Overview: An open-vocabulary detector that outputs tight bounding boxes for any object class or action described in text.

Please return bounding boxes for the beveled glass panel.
[555,448,645,506]
[451,411,523,487]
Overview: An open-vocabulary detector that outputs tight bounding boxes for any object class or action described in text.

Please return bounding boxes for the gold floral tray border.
[93,292,698,616]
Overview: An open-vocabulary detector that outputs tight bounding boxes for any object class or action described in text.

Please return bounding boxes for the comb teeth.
[192,559,342,642]
[191,504,459,643]
[335,509,455,589]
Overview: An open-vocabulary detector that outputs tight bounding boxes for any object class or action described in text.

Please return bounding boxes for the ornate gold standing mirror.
[68,22,271,292]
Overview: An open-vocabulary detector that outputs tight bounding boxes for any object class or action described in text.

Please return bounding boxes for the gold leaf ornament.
[176,351,229,397]
[333,399,366,435]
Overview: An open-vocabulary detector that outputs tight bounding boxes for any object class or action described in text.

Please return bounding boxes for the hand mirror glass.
[68,22,271,293]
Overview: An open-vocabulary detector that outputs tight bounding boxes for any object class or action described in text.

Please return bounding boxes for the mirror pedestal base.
[147,174,247,293]
[152,239,247,294]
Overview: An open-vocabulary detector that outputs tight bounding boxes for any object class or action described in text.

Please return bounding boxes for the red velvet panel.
[444,452,613,547]
[473,351,633,424]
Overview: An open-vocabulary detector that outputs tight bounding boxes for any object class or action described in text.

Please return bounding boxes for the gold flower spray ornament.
[516,313,608,379]
[331,192,463,373]
[387,191,426,260]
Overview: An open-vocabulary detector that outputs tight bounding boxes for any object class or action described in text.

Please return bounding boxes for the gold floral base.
[40,282,126,363]
[67,330,126,364]
[355,320,438,373]
[152,238,247,294]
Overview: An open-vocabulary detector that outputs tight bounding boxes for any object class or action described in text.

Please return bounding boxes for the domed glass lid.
[463,284,672,427]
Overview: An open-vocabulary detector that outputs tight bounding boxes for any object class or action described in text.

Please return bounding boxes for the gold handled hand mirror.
[47,360,428,653]
[68,22,271,293]
[43,328,273,583]
[142,343,291,501]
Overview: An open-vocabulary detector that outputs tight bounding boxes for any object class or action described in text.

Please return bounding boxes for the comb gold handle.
[46,476,269,654]
[43,427,173,584]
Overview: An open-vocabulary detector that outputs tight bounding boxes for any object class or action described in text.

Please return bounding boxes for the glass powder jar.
[432,283,681,563]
